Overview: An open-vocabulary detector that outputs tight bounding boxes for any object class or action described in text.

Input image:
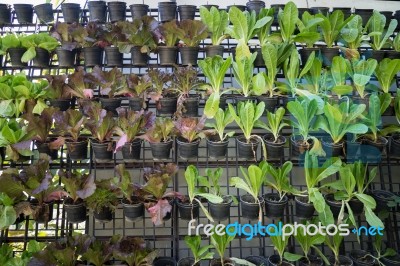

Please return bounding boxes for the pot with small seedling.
[34,3,53,23]
[61,3,81,23]
[268,227,294,266]
[210,226,237,266]
[179,235,214,266]
[177,20,208,65]
[349,250,375,266]
[108,1,126,22]
[177,165,223,221]
[156,20,181,65]
[326,228,354,266]
[61,171,95,223]
[14,4,33,24]
[174,117,205,160]
[88,1,107,23]
[147,69,176,116]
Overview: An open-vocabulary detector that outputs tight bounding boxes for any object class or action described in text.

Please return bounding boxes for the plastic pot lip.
[34,3,52,8]
[121,198,144,206]
[176,137,200,145]
[179,46,200,51]
[324,193,342,205]
[236,135,260,145]
[263,193,288,204]
[158,46,179,50]
[371,189,395,200]
[263,135,286,146]
[208,195,233,206]
[64,198,85,207]
[294,196,313,206]
[176,199,199,208]
[206,136,229,144]
[149,139,174,145]
[178,5,197,8]
[240,194,264,204]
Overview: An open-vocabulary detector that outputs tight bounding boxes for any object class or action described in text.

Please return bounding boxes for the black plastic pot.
[299,256,323,266]
[88,1,107,23]
[177,258,196,266]
[325,194,342,217]
[64,198,87,223]
[61,3,81,23]
[310,7,330,15]
[240,194,263,220]
[300,47,320,66]
[295,196,315,219]
[354,9,373,26]
[91,140,113,161]
[48,99,71,111]
[158,2,177,22]
[66,139,88,160]
[177,200,199,220]
[0,4,11,25]
[100,98,122,115]
[129,98,144,111]
[108,1,126,22]
[386,50,400,60]
[121,140,142,160]
[158,46,178,65]
[178,5,196,20]
[321,47,339,67]
[263,193,288,219]
[396,10,400,30]
[156,97,177,116]
[290,136,314,158]
[130,4,149,20]
[365,49,386,62]
[363,136,388,155]
[32,47,50,67]
[179,46,199,66]
[234,95,257,104]
[14,4,33,24]
[154,257,177,266]
[30,201,54,223]
[390,134,400,157]
[35,141,58,160]
[83,46,103,67]
[245,256,269,266]
[205,45,224,58]
[182,96,199,117]
[328,256,353,266]
[176,137,200,160]
[34,3,53,23]
[349,198,364,215]
[350,250,375,266]
[8,48,27,67]
[150,140,173,160]
[268,255,294,266]
[210,259,235,266]
[252,47,264,67]
[105,46,123,66]
[245,1,265,15]
[371,190,395,212]
[264,135,286,159]
[322,139,344,157]
[93,207,113,223]
[207,137,229,159]
[131,46,148,66]
[56,48,76,67]
[209,196,232,221]
[381,254,400,266]
[257,95,279,112]
[122,198,144,222]
[236,135,259,160]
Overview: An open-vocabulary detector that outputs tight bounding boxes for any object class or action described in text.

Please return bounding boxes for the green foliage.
[205,108,235,142]
[261,161,298,200]
[83,102,116,143]
[60,170,96,203]
[66,67,97,99]
[287,98,318,143]
[393,33,400,52]
[324,226,345,265]
[210,226,236,266]
[295,11,323,47]
[184,235,214,265]
[157,20,182,47]
[331,56,353,98]
[113,236,158,266]
[91,66,127,98]
[0,192,16,230]
[232,52,257,97]
[176,20,208,47]
[346,58,377,98]
[81,236,120,266]
[278,2,298,43]
[197,167,224,197]
[20,33,58,62]
[86,177,119,214]
[367,10,398,50]
[256,107,289,143]
[0,119,34,161]
[316,10,354,47]
[199,6,229,45]
[303,56,326,94]
[340,15,368,50]
[174,117,206,143]
[230,163,265,205]
[270,225,291,265]
[375,58,400,94]
[256,8,275,45]
[123,73,152,99]
[142,117,175,143]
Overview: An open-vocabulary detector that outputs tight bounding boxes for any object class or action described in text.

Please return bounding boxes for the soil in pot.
[295,196,315,219]
[121,140,142,161]
[299,256,323,266]
[371,190,395,212]
[32,47,50,67]
[178,5,196,20]
[263,135,286,159]
[14,4,33,24]
[207,136,229,159]
[30,200,54,223]
[240,194,264,221]
[158,46,178,66]
[108,1,126,22]
[178,257,198,266]
[105,46,123,66]
[390,134,400,157]
[328,255,354,266]
[34,3,53,23]
[179,46,199,66]
[268,255,294,266]
[322,139,344,157]
[100,97,122,116]
[122,197,144,222]
[236,135,260,160]
[91,140,113,162]
[205,45,224,58]
[176,199,199,220]
[9,48,28,67]
[130,4,149,20]
[321,47,340,67]
[64,198,87,223]
[56,48,76,67]
[88,1,107,23]
[263,193,288,219]
[154,257,177,266]
[131,46,149,66]
[176,137,200,160]
[150,140,173,160]
[209,196,232,221]
[35,141,58,160]
[245,256,269,266]
[158,2,177,22]
[0,4,11,25]
[66,139,88,160]
[349,250,375,266]
[325,194,342,217]
[290,136,314,158]
[83,46,103,67]
[61,3,81,23]
[210,258,236,266]
[93,206,113,223]
[156,97,177,116]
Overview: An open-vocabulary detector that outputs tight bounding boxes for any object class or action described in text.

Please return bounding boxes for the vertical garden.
[0,0,400,265]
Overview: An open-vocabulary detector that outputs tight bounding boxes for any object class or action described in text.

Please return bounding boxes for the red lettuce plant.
[53,109,87,142]
[174,116,206,143]
[50,22,85,50]
[147,69,172,102]
[123,73,152,99]
[59,170,96,204]
[45,74,72,100]
[66,67,97,100]
[83,102,116,144]
[139,117,175,143]
[91,66,127,98]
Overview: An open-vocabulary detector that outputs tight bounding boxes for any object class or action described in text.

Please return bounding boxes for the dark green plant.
[199,6,229,45]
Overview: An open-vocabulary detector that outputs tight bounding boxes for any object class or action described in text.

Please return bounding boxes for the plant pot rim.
[176,137,200,144]
[64,198,85,206]
[263,193,288,204]
[236,135,260,144]
[325,193,342,205]
[149,139,174,145]
[176,199,199,208]
[121,198,144,206]
[66,138,87,144]
[208,195,233,206]
[206,136,229,144]
[240,194,264,204]
[295,196,313,206]
[263,135,286,145]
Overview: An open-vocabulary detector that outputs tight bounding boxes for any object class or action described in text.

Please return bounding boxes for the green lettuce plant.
[330,56,353,98]
[0,33,28,55]
[295,11,323,47]
[210,227,236,266]
[140,117,175,143]
[374,58,400,94]
[346,58,377,99]
[0,193,17,230]
[86,177,119,215]
[199,6,229,45]
[340,15,368,58]
[147,69,172,102]
[262,161,298,201]
[367,10,398,51]
[1,240,45,266]
[232,51,257,97]
[270,225,292,265]
[316,10,354,48]
[184,235,214,265]
[205,108,235,142]
[393,33,400,52]
[324,226,346,266]
[255,8,274,46]
[0,119,34,161]
[303,56,326,95]
[277,2,298,44]
[20,33,59,62]
[81,236,120,266]
[256,107,289,143]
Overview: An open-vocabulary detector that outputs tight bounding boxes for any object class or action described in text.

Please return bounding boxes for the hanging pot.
[176,137,200,160]
[354,9,373,26]
[66,139,88,160]
[257,95,279,112]
[129,97,145,111]
[158,2,177,22]
[240,194,263,220]
[91,140,113,162]
[178,5,196,21]
[121,139,142,161]
[363,136,388,155]
[93,206,113,223]
[236,135,259,160]
[205,45,224,58]
[0,4,11,25]
[182,96,199,117]
[252,47,264,67]
[320,47,339,67]
[64,198,87,223]
[130,4,149,20]
[349,250,375,266]
[290,135,313,158]
[310,7,330,15]
[263,135,286,159]
[56,48,76,67]
[322,139,344,157]
[61,3,81,24]
[245,256,269,266]
[35,140,58,160]
[178,257,197,266]
[154,257,177,266]
[328,256,354,266]
[295,196,315,219]
[209,196,232,221]
[105,46,123,66]
[207,136,229,159]
[299,256,323,266]
[176,200,199,220]
[299,47,320,66]
[108,1,126,22]
[83,46,103,67]
[100,98,122,116]
[14,4,33,24]
[245,1,265,15]
[364,50,386,62]
[34,3,53,23]
[210,259,236,266]
[131,46,148,66]
[156,97,177,116]
[30,200,54,223]
[325,194,342,217]
[150,140,173,160]
[8,48,27,67]
[158,46,178,66]
[179,46,199,66]
[48,98,71,111]
[234,95,257,105]
[390,134,400,157]
[263,193,288,219]
[122,197,144,222]
[88,1,107,23]
[268,255,295,266]
[32,47,50,68]
[371,190,395,212]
